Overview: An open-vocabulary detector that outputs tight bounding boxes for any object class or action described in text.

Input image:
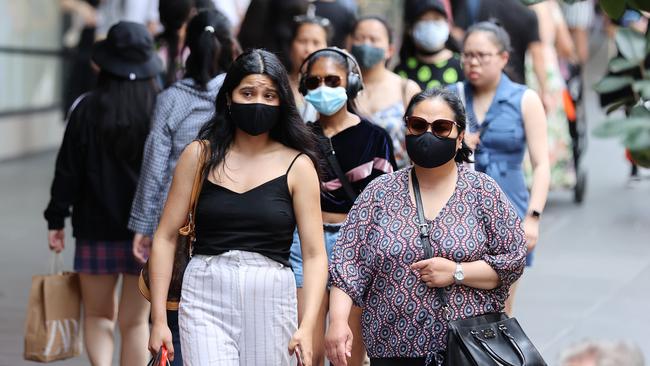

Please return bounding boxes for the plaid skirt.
[74,239,142,275]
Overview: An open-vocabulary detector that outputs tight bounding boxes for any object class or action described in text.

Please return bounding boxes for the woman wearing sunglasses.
[325,88,527,366]
[291,47,397,366]
[456,21,550,314]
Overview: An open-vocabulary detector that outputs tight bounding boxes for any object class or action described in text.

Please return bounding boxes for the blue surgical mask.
[412,20,449,52]
[304,86,348,116]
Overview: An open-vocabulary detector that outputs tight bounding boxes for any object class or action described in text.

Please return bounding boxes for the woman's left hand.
[289,326,313,366]
[523,217,539,252]
[411,257,456,288]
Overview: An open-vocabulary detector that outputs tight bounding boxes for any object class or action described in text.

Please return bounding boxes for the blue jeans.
[289,223,341,288]
[167,310,182,365]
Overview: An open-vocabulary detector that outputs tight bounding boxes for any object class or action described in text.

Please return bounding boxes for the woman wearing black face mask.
[325,88,526,366]
[147,49,328,365]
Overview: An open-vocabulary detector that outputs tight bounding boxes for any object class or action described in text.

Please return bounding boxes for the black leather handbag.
[411,169,546,366]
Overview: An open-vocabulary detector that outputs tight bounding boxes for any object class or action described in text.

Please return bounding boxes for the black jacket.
[44,93,142,240]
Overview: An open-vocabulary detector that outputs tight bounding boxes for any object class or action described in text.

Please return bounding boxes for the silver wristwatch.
[453,262,465,284]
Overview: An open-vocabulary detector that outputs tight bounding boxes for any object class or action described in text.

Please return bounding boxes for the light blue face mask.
[412,20,449,52]
[304,86,348,116]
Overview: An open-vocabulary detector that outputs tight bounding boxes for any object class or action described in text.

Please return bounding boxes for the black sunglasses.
[404,116,459,138]
[304,75,342,90]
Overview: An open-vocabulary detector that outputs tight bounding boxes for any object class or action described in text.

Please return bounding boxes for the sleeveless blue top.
[462,73,529,218]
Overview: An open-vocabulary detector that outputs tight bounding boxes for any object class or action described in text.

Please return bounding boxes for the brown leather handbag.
[138,140,209,310]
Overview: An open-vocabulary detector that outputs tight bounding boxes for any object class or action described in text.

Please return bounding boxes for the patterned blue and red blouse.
[329,164,527,358]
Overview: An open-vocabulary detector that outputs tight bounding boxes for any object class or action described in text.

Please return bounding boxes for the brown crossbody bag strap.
[178,139,210,254]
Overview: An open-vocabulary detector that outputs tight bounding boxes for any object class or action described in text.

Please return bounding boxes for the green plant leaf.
[605,98,635,114]
[519,0,545,5]
[624,128,650,150]
[633,80,650,99]
[592,117,649,138]
[599,0,627,19]
[628,0,650,12]
[616,27,647,63]
[629,148,650,168]
[630,104,650,117]
[608,57,639,73]
[593,76,634,94]
[593,120,624,138]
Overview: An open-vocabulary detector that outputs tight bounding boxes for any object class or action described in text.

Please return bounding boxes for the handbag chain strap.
[411,168,452,321]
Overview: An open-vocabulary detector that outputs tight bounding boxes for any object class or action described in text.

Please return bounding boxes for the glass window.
[0,1,62,113]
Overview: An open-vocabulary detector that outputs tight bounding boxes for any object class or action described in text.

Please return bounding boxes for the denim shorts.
[525,251,534,267]
[289,223,341,288]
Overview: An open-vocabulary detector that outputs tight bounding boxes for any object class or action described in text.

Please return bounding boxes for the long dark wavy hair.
[198,49,320,177]
[404,88,473,163]
[91,71,159,163]
[184,9,241,89]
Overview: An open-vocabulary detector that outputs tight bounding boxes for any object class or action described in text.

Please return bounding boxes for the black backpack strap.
[317,133,358,202]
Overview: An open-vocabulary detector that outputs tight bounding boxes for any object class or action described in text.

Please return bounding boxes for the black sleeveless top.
[193,153,303,266]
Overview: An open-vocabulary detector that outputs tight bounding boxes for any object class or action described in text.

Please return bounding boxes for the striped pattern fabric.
[179,251,299,365]
[560,0,594,28]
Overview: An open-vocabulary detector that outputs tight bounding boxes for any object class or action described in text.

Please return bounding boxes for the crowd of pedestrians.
[46,0,644,365]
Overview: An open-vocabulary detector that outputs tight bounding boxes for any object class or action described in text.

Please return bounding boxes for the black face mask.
[406,133,458,168]
[229,102,280,136]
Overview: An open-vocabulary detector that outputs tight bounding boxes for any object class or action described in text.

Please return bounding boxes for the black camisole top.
[192,153,303,266]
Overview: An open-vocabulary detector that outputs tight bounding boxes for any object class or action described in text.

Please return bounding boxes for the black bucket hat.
[92,21,163,80]
[407,0,448,23]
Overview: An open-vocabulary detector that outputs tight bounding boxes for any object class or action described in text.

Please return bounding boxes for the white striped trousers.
[179,251,298,365]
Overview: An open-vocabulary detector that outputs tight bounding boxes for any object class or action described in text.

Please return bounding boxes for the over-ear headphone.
[298,47,364,99]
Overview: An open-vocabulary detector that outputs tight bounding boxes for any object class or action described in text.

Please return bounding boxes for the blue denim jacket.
[461,73,529,218]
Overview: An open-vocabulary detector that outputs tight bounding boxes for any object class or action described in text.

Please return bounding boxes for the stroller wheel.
[574,170,587,204]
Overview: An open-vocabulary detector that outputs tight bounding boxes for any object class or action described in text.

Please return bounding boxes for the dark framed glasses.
[304,75,342,90]
[404,116,459,138]
[460,51,498,65]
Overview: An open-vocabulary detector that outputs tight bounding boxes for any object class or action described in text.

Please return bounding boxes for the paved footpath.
[1,37,649,366]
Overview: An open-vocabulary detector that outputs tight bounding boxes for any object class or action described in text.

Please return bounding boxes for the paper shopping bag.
[24,270,82,362]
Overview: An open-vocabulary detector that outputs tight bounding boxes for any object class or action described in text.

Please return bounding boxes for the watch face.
[454,263,464,283]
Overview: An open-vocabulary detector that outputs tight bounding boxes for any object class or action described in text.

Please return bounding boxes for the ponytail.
[455,140,473,164]
[185,9,240,90]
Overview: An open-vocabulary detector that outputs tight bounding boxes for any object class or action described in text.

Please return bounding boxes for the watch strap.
[454,262,464,284]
